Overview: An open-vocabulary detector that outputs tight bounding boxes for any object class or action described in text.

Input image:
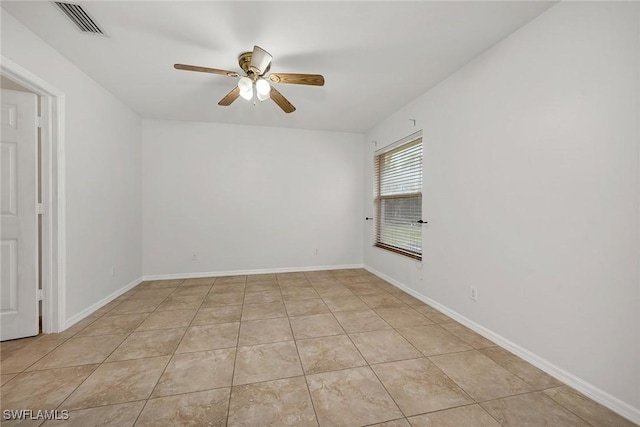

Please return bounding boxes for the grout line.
[285,275,323,427]
[112,280,181,425]
[1,339,67,374]
[343,324,409,419]
[362,418,409,427]
[132,277,220,425]
[406,403,500,424]
[537,391,599,427]
[131,396,150,425]
[477,347,561,391]
[225,275,248,427]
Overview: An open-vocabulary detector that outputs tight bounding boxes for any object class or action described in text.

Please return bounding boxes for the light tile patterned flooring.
[1,269,636,426]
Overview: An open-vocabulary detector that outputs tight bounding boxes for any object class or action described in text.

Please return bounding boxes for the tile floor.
[0,269,636,426]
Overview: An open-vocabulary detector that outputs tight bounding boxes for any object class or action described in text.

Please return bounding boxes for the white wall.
[1,12,143,322]
[143,119,363,276]
[364,1,639,417]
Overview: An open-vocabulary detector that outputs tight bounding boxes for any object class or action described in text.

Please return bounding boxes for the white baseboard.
[364,265,640,425]
[142,264,365,282]
[64,276,143,329]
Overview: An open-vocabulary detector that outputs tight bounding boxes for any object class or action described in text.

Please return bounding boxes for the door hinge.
[37,289,44,301]
[37,203,45,215]
[37,116,45,128]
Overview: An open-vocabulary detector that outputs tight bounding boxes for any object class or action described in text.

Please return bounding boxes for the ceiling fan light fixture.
[256,79,271,96]
[238,76,254,101]
[239,87,253,101]
[237,76,252,92]
[256,91,270,102]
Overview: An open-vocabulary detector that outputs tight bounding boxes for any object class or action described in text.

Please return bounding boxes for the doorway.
[1,56,66,338]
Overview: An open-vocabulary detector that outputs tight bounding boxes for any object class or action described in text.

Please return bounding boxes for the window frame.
[373,133,423,261]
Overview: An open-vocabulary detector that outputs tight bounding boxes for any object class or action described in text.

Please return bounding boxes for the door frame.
[1,56,66,333]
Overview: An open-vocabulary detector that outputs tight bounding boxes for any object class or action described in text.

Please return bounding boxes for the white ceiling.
[2,1,556,133]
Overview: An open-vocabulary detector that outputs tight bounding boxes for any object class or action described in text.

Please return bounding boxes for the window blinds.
[374,136,423,260]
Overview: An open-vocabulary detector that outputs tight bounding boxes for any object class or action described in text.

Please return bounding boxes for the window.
[374,134,423,260]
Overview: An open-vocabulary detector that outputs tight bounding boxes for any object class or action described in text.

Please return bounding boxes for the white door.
[1,89,38,341]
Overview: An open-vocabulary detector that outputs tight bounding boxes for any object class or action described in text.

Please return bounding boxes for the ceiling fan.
[174,45,325,113]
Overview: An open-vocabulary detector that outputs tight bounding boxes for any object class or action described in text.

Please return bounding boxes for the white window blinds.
[374,135,423,260]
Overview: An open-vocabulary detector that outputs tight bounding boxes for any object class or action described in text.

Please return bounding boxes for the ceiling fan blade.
[218,87,240,106]
[270,86,296,113]
[268,73,325,86]
[249,45,273,75]
[174,64,239,77]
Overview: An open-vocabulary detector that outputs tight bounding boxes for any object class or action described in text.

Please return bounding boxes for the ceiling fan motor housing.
[238,52,270,76]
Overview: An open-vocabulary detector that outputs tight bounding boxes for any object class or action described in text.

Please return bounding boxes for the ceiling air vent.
[54,2,105,35]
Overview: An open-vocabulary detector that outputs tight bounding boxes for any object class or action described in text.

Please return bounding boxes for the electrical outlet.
[191,252,198,261]
[470,286,478,301]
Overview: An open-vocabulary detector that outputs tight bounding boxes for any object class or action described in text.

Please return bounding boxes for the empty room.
[0,1,638,426]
